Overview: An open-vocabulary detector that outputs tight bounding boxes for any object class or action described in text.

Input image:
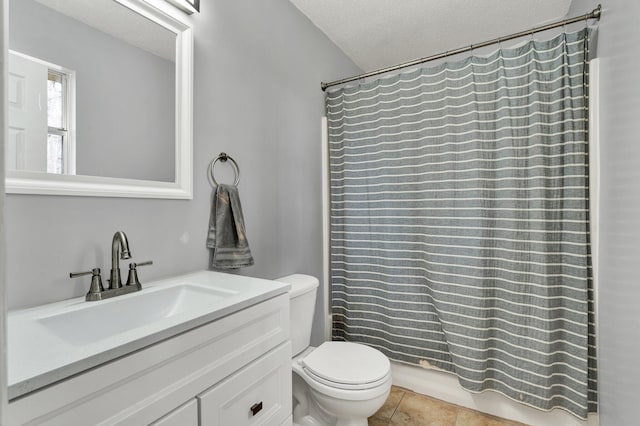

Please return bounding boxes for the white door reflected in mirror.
[8,52,75,175]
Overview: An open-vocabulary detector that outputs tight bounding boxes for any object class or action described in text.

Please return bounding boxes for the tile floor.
[369,386,528,426]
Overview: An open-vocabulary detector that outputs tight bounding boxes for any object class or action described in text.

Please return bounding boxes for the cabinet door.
[199,342,292,426]
[150,399,198,426]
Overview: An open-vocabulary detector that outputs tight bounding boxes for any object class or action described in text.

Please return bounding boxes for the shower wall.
[566,0,640,424]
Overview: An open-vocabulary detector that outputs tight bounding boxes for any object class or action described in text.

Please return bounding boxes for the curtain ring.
[208,152,240,187]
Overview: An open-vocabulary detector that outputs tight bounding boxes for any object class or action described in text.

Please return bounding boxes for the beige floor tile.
[455,409,527,426]
[390,392,458,426]
[373,386,406,420]
[369,416,390,426]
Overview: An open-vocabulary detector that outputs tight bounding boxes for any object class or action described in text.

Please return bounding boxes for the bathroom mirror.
[5,0,193,198]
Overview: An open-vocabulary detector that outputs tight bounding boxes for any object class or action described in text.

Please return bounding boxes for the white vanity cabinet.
[198,342,291,425]
[7,293,292,426]
[150,400,199,426]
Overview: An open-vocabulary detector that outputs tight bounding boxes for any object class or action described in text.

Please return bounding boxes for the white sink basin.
[38,283,237,345]
[8,270,290,399]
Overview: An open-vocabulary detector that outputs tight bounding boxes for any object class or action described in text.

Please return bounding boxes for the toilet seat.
[301,342,390,390]
[292,350,391,402]
[303,366,391,391]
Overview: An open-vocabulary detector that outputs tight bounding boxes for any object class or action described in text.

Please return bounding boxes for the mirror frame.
[5,0,193,199]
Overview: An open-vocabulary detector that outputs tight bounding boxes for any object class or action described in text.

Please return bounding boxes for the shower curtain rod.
[320,4,602,91]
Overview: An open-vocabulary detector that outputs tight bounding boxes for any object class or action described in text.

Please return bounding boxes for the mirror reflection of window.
[47,70,69,174]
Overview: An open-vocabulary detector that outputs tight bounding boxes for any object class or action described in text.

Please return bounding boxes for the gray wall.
[5,0,360,347]
[9,0,175,182]
[568,1,640,424]
[1,0,8,420]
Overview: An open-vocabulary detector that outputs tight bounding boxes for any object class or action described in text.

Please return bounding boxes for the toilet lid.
[302,342,390,385]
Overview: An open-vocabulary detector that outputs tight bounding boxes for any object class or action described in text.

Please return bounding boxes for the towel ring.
[208,152,240,187]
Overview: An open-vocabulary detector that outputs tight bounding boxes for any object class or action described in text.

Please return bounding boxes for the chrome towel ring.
[208,152,240,187]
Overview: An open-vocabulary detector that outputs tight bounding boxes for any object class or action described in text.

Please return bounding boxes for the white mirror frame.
[5,0,193,199]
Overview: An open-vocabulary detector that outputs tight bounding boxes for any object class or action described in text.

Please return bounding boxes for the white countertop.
[7,270,289,400]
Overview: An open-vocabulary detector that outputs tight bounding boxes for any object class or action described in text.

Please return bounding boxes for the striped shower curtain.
[327,30,596,418]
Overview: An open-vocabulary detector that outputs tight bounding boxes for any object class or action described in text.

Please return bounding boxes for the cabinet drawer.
[150,399,197,426]
[199,342,292,426]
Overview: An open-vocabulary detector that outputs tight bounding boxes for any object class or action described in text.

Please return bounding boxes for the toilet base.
[335,420,368,426]
[293,372,336,426]
[293,414,369,426]
[292,361,391,426]
[293,414,324,426]
[309,385,389,426]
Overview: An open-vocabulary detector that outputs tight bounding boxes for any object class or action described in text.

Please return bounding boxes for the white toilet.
[276,274,392,426]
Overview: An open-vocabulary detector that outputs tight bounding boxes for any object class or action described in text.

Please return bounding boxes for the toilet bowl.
[276,274,392,426]
[293,342,392,426]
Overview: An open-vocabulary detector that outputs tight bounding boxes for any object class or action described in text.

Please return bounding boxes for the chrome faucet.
[109,231,132,289]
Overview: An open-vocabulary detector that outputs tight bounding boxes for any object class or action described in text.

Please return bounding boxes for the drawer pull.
[250,401,263,416]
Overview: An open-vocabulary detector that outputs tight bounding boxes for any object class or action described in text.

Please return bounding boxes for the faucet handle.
[69,269,96,278]
[126,261,153,289]
[70,268,105,301]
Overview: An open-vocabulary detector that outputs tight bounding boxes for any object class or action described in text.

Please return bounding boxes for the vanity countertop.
[7,271,290,400]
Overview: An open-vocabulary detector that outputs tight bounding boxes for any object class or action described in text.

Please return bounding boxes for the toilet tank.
[275,274,319,356]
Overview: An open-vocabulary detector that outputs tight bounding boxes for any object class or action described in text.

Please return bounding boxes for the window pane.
[47,73,63,128]
[47,134,64,174]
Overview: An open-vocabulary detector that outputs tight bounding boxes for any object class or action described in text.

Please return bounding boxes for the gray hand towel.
[206,184,254,269]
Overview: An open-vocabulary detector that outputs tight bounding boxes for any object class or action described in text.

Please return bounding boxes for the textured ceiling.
[288,0,572,72]
[36,0,176,61]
